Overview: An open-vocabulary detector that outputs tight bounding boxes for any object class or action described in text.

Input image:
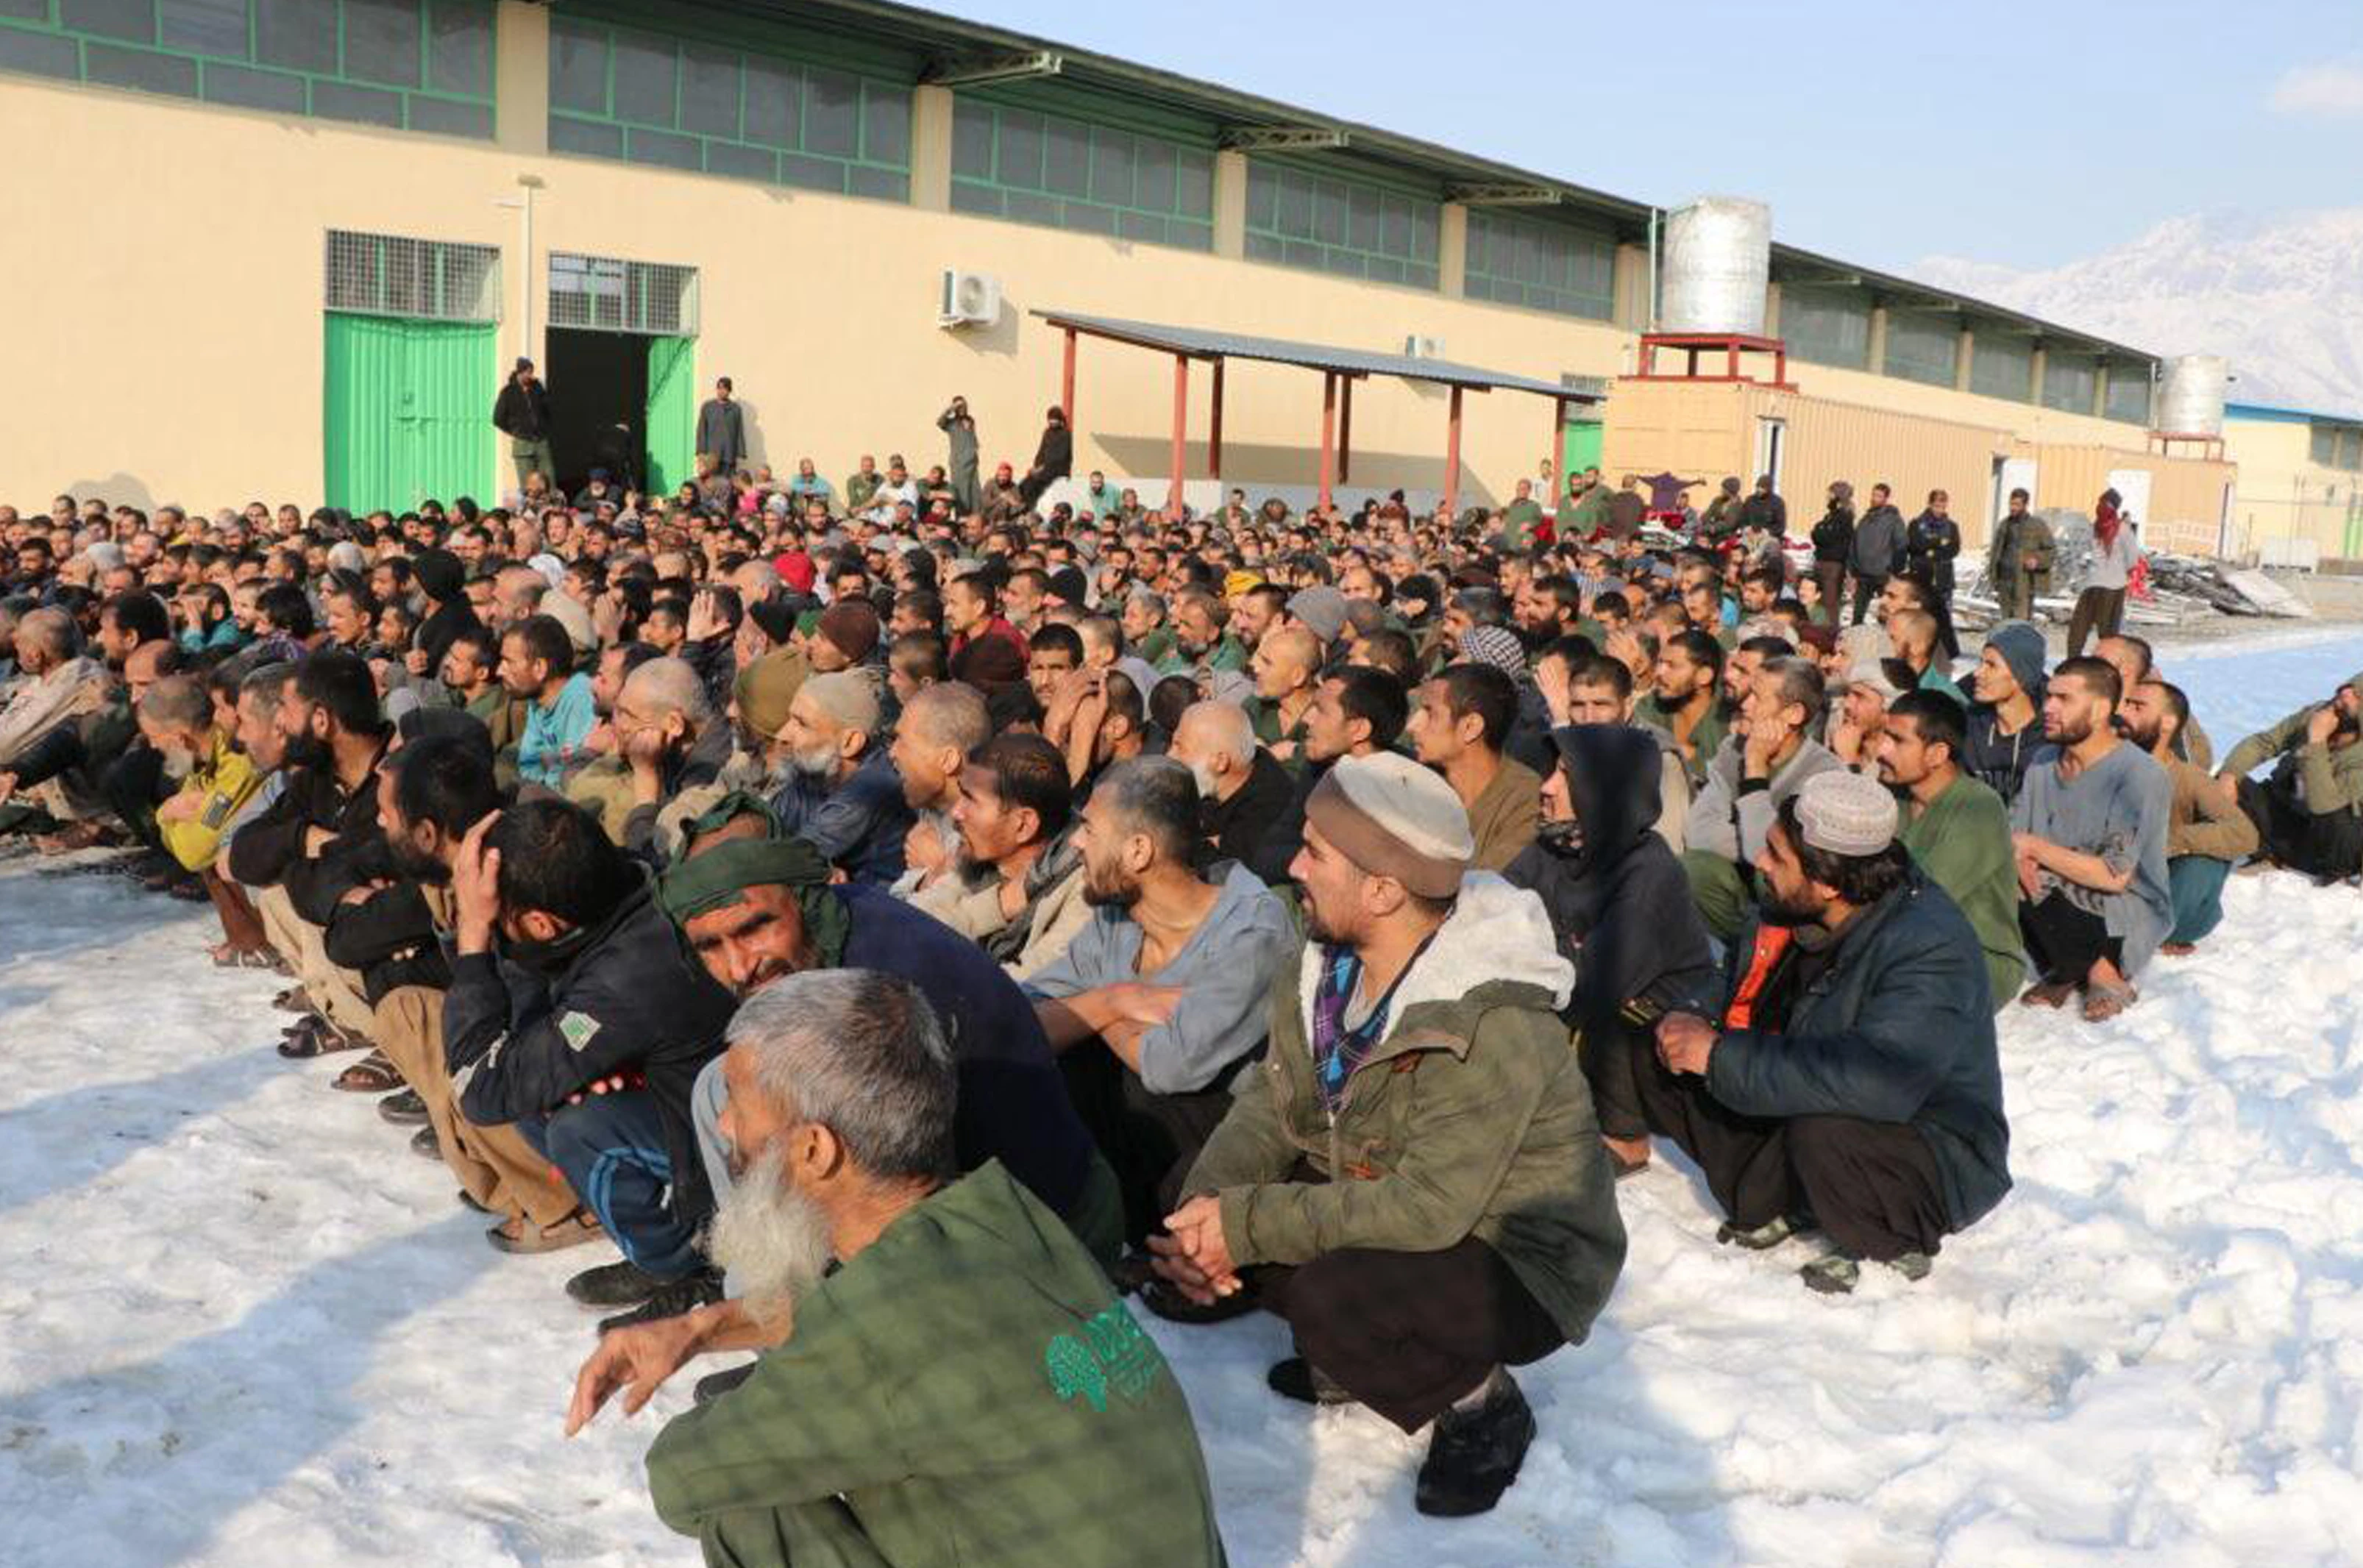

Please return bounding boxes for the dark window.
[86,40,199,92]
[255,0,334,73]
[679,43,739,138]
[341,0,420,90]
[158,0,247,55]
[59,0,153,43]
[548,18,607,115]
[310,76,402,126]
[426,0,491,98]
[741,56,797,147]
[608,29,676,127]
[404,92,486,138]
[801,65,856,156]
[204,60,309,110]
[861,82,907,164]
[950,98,993,179]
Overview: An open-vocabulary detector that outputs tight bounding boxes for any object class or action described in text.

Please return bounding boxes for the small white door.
[1755,418,1786,492]
[1997,456,2038,521]
[2104,467,2154,529]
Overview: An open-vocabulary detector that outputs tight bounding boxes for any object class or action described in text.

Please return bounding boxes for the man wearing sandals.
[1641,771,2012,1294]
[2008,657,2173,1022]
[444,796,739,1330]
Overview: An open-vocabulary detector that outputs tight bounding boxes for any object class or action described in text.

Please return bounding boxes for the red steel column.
[1168,353,1188,518]
[1339,375,1354,485]
[1443,383,1463,521]
[1209,357,1226,482]
[1318,371,1338,512]
[1061,327,1077,425]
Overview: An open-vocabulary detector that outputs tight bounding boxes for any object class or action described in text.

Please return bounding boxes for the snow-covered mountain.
[1910,207,2363,419]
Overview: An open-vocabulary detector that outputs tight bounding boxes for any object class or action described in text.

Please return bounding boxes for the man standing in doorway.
[695,377,745,477]
[493,358,554,491]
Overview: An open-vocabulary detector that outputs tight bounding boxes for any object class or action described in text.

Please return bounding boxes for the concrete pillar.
[1212,150,1248,260]
[1763,280,1782,337]
[1612,242,1649,329]
[1954,326,1975,393]
[910,85,953,212]
[1867,304,1889,377]
[494,0,548,157]
[2029,344,2048,406]
[1438,203,1468,299]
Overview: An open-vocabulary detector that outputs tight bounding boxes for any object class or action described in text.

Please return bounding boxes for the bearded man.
[569,970,1226,1568]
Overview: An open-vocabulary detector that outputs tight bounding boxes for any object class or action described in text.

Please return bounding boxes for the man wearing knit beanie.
[1284,583,1348,646]
[1161,750,1626,1518]
[763,669,912,887]
[1641,768,2009,1296]
[1962,619,2046,805]
[810,597,880,674]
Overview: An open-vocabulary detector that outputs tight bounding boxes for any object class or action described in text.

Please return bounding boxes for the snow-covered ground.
[4,631,2363,1568]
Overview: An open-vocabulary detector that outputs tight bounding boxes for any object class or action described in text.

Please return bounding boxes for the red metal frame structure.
[1037,309,1598,521]
[1629,331,1797,391]
[2147,430,2227,463]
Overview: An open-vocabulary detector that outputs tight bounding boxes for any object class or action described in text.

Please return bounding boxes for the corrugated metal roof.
[1034,310,1596,400]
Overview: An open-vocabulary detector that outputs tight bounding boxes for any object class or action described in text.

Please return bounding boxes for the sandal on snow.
[333,1050,403,1092]
[278,1017,366,1058]
[488,1211,606,1255]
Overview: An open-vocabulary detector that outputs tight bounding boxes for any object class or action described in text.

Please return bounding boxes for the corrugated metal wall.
[1744,386,2008,547]
[324,313,494,513]
[2020,443,2234,556]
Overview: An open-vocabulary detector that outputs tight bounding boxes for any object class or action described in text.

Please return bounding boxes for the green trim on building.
[949,91,1213,252]
[0,0,495,139]
[547,6,912,201]
[1463,208,1614,323]
[1243,155,1439,291]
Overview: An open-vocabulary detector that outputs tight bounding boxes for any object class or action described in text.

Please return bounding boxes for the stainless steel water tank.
[1660,197,1772,336]
[2155,354,2228,435]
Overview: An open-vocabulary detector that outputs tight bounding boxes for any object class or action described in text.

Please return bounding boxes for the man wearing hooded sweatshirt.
[1160,753,1627,1519]
[1644,772,2010,1294]
[1848,484,1906,627]
[1962,620,2050,806]
[1507,724,1718,1180]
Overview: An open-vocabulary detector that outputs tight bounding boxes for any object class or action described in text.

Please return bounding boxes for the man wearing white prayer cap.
[1642,769,2012,1295]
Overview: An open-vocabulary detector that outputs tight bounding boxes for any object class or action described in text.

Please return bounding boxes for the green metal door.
[1561,418,1604,477]
[324,314,494,513]
[644,335,696,493]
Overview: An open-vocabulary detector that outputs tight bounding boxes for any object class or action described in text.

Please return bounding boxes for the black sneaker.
[1267,1356,1355,1407]
[566,1259,669,1309]
[377,1087,428,1125]
[597,1269,725,1335]
[1414,1373,1538,1518]
[408,1126,440,1160]
[693,1363,756,1405]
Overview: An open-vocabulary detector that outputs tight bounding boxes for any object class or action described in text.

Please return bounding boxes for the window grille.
[548,252,699,336]
[325,229,500,321]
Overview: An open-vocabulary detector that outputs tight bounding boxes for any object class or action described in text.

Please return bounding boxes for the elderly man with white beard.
[569,970,1226,1568]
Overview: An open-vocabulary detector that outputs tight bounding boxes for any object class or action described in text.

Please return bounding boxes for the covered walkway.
[1034,310,1600,519]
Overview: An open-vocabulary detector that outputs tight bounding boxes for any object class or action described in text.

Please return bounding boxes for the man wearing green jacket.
[1877,691,2026,1011]
[2217,670,2363,881]
[1154,752,1626,1519]
[571,969,1223,1568]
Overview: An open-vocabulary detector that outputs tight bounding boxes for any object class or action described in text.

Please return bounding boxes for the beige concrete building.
[0,0,2232,543]
[2222,403,2363,566]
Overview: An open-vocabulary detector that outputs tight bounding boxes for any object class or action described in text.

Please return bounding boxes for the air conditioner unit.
[1403,334,1444,360]
[939,268,1003,329]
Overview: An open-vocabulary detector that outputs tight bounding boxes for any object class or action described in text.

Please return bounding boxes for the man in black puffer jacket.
[1640,771,2010,1294]
[1507,724,1718,1180]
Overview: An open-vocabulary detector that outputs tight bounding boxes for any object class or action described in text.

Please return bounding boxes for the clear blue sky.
[954,0,2359,272]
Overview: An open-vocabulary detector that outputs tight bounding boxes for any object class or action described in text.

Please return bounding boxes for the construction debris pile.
[1956,509,2312,630]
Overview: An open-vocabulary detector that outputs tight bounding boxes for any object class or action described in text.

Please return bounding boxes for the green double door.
[324,313,496,514]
